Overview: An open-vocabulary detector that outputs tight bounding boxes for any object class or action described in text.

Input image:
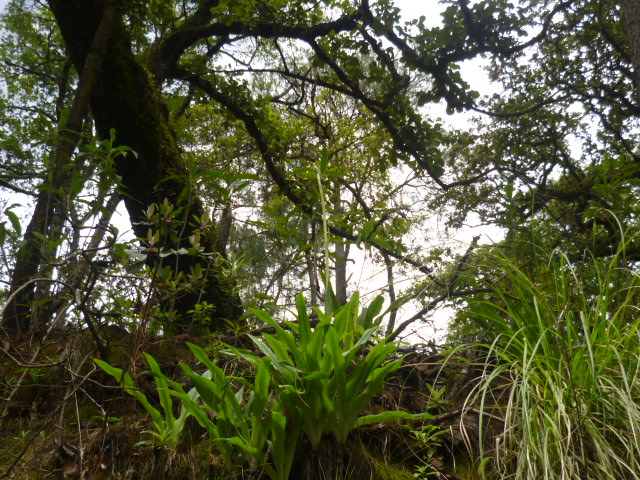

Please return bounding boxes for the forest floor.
[0,329,498,480]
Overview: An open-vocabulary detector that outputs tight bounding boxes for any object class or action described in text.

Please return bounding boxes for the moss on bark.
[48,0,242,332]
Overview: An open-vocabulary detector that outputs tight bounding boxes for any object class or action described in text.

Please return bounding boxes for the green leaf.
[359,295,385,328]
[321,273,341,315]
[354,410,430,428]
[186,342,219,373]
[179,362,219,409]
[4,209,21,236]
[144,354,175,429]
[296,293,312,348]
[319,150,330,173]
[94,359,163,426]
[248,334,281,367]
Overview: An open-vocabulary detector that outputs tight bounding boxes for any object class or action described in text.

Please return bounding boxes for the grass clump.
[462,235,640,480]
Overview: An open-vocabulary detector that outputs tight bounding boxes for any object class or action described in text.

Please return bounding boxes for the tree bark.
[332,196,349,305]
[382,252,398,336]
[307,221,319,307]
[622,0,640,92]
[334,240,349,306]
[43,0,242,333]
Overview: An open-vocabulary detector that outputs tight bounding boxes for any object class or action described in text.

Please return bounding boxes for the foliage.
[433,0,640,259]
[3,0,635,340]
[461,235,640,479]
[94,354,195,449]
[96,287,421,478]
[0,204,21,247]
[228,291,414,446]
[3,0,640,477]
[172,345,297,480]
[405,424,447,479]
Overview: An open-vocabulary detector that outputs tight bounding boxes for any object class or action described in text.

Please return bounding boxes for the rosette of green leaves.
[227,291,411,447]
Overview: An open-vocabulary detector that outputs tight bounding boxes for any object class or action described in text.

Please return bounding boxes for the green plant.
[406,424,446,479]
[172,287,419,479]
[96,286,417,478]
[462,234,640,480]
[0,204,22,246]
[170,345,298,480]
[95,354,196,449]
[187,301,217,327]
[228,291,412,447]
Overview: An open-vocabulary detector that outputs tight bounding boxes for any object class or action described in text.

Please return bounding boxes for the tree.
[433,0,640,262]
[3,0,244,334]
[0,0,456,337]
[2,0,633,341]
[5,2,640,478]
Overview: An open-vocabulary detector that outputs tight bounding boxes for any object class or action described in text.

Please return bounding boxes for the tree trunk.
[44,0,242,333]
[307,221,319,307]
[382,252,398,336]
[333,197,349,305]
[622,0,640,92]
[334,240,349,306]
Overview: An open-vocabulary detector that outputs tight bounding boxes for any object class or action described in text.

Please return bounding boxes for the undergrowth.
[461,234,640,479]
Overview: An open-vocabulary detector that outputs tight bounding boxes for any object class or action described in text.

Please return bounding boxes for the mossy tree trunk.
[44,0,242,333]
[622,0,640,92]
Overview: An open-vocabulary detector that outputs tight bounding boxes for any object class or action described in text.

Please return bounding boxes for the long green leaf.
[359,295,385,328]
[296,293,312,348]
[186,342,218,372]
[179,362,221,409]
[144,354,175,429]
[95,359,162,423]
[354,410,431,428]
